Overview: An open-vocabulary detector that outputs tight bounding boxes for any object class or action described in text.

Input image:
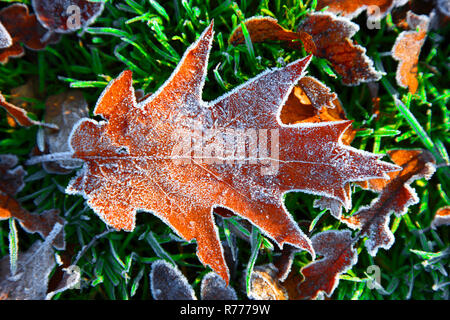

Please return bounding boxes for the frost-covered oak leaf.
[342,149,436,256]
[66,22,398,283]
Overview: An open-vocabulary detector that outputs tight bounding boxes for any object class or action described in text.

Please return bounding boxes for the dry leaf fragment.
[0,154,26,196]
[229,16,316,53]
[0,4,60,64]
[32,0,105,33]
[66,22,398,283]
[43,90,89,174]
[0,92,57,129]
[287,230,358,300]
[392,11,430,94]
[316,0,409,20]
[0,196,66,250]
[298,12,383,85]
[248,264,288,300]
[0,223,62,300]
[342,149,436,255]
[0,154,65,249]
[229,14,382,85]
[200,272,237,300]
[150,260,197,300]
[431,206,450,229]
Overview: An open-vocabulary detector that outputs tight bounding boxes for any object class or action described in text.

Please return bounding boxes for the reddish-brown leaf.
[316,0,409,19]
[298,12,382,85]
[0,92,57,129]
[66,22,398,283]
[0,4,60,64]
[285,230,358,299]
[200,272,237,300]
[32,0,104,33]
[431,206,450,229]
[392,11,430,94]
[229,14,381,85]
[342,149,436,255]
[0,154,26,196]
[229,16,316,53]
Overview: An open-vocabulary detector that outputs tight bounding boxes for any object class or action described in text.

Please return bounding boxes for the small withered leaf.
[150,260,196,300]
[0,4,60,64]
[0,154,26,196]
[229,16,316,53]
[43,90,89,174]
[0,223,62,300]
[248,264,288,300]
[431,206,450,229]
[32,0,105,33]
[286,230,358,300]
[0,92,57,129]
[297,12,383,86]
[316,0,409,20]
[392,11,430,94]
[342,149,436,256]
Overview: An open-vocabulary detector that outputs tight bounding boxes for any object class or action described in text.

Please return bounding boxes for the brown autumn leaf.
[230,14,382,86]
[316,0,409,20]
[0,92,57,129]
[0,3,60,64]
[0,154,65,250]
[64,22,398,283]
[229,16,316,53]
[248,264,288,300]
[42,90,89,174]
[431,206,450,229]
[0,223,62,300]
[32,0,104,34]
[392,11,430,94]
[284,229,358,300]
[297,12,383,86]
[341,149,436,255]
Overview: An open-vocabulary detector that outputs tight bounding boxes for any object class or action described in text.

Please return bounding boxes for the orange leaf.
[66,22,399,283]
[32,0,104,33]
[392,11,430,94]
[342,149,436,255]
[0,4,60,64]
